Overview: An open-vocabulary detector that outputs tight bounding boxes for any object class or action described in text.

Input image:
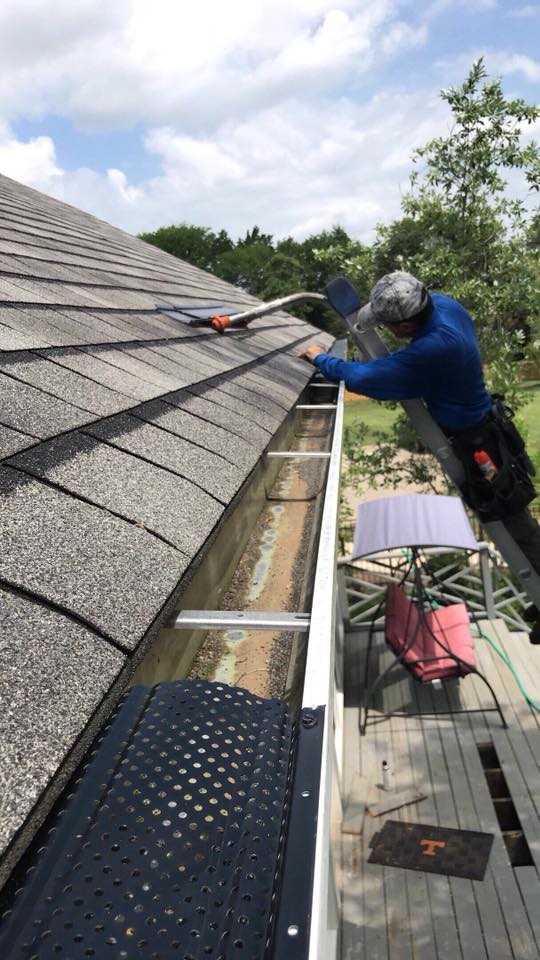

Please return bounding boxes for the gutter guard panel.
[0,681,293,960]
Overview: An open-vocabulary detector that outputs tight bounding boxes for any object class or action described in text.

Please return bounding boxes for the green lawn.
[518,381,540,462]
[343,381,540,461]
[343,398,397,436]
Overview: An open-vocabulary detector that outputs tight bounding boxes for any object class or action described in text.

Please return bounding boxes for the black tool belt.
[445,394,536,521]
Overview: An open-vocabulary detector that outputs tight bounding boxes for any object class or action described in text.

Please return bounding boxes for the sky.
[0,0,538,243]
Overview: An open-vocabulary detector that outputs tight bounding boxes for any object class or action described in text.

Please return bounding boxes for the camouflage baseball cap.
[369,271,428,324]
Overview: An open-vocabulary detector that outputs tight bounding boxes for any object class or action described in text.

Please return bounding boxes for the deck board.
[515,866,540,954]
[343,620,540,959]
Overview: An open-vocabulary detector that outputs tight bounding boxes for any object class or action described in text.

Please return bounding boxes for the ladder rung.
[267,451,331,458]
[172,610,311,631]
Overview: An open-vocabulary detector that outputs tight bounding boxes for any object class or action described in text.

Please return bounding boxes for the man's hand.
[299,342,327,363]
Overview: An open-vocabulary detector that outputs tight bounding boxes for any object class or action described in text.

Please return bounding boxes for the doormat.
[368,820,494,880]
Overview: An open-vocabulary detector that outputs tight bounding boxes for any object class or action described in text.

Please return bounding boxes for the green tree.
[214,226,275,294]
[138,223,233,272]
[272,227,371,336]
[398,57,540,378]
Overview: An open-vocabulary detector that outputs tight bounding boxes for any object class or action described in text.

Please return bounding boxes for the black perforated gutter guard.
[0,680,295,959]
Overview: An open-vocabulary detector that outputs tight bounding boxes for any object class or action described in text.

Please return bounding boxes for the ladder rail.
[341,305,540,608]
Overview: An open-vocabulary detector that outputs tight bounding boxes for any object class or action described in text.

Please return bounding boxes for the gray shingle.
[0,465,187,648]
[78,310,165,342]
[50,308,132,344]
[0,585,124,855]
[186,382,284,432]
[254,355,306,386]
[0,422,36,458]
[260,352,312,387]
[11,432,223,555]
[229,371,292,411]
[6,277,118,308]
[0,305,86,348]
[99,309,213,340]
[0,352,132,416]
[242,369,303,406]
[72,285,159,309]
[146,341,229,378]
[203,336,263,366]
[247,329,296,349]
[0,238,49,260]
[170,341,233,375]
[85,413,245,504]
[1,255,86,283]
[126,311,193,338]
[41,347,161,401]
[0,276,51,302]
[82,345,186,392]
[0,371,94,437]
[135,399,259,470]
[123,343,212,384]
[23,306,123,347]
[165,389,272,446]
[0,321,47,350]
[217,374,292,416]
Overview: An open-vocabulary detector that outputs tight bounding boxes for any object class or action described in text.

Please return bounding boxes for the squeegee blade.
[325,277,362,318]
[157,303,227,326]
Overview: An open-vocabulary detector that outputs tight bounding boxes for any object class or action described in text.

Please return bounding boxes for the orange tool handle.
[211,315,249,333]
[211,315,232,333]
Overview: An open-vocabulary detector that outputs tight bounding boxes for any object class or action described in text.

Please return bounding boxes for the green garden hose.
[471,623,540,713]
[426,588,540,713]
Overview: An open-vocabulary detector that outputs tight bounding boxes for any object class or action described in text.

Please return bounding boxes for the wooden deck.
[341,619,540,959]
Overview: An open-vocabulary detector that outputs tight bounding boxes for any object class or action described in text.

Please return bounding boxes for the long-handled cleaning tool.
[158,292,327,332]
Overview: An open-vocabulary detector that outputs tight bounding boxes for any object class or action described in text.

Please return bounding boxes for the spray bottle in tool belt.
[474,449,498,481]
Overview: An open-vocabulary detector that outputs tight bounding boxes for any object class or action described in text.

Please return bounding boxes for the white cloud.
[423,0,497,20]
[0,0,426,130]
[106,168,144,204]
[0,0,535,251]
[436,47,540,83]
[0,123,61,186]
[489,52,540,82]
[0,0,440,242]
[505,4,540,17]
[145,129,246,187]
[11,91,449,243]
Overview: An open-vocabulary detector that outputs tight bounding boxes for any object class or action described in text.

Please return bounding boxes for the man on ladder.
[301,271,540,644]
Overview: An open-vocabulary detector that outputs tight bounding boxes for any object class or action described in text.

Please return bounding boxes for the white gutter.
[302,378,345,959]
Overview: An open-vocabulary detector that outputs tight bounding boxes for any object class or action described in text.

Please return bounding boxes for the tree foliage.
[138,223,233,272]
[140,61,539,497]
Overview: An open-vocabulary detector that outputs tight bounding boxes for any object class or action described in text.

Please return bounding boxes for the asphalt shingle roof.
[0,172,333,880]
[85,413,245,503]
[0,585,124,854]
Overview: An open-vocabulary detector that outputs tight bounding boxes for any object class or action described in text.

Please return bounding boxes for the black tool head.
[324,277,362,318]
[157,303,228,326]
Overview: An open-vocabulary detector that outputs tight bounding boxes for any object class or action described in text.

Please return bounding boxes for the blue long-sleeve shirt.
[313,293,491,430]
